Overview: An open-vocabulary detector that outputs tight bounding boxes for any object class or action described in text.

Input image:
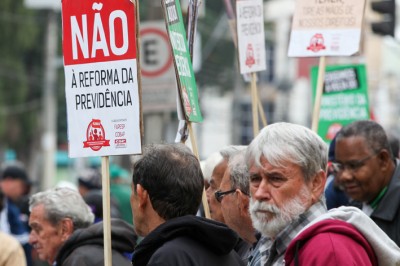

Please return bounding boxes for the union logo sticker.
[307,33,326,53]
[83,119,110,151]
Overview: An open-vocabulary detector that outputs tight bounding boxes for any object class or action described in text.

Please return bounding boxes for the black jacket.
[132,215,245,266]
[56,218,136,266]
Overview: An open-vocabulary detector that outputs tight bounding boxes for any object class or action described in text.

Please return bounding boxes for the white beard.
[249,185,310,238]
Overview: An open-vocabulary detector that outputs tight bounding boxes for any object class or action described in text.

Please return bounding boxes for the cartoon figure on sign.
[182,86,192,116]
[83,119,110,151]
[307,33,326,52]
[245,43,255,68]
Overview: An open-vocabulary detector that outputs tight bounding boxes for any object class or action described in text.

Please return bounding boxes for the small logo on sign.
[83,119,110,151]
[307,33,326,52]
[182,87,192,116]
[245,44,255,68]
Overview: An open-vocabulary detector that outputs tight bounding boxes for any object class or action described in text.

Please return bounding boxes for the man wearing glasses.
[334,120,400,246]
[216,150,261,263]
[205,145,246,223]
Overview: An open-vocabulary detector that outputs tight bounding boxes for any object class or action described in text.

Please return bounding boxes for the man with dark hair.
[335,120,400,246]
[0,188,26,266]
[0,164,32,266]
[130,143,244,266]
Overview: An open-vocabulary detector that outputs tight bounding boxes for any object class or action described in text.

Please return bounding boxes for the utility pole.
[41,9,58,190]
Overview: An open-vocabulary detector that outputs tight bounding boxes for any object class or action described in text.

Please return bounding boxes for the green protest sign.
[162,0,203,122]
[311,64,370,142]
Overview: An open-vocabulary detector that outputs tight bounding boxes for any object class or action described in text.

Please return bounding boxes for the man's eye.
[269,176,284,183]
[250,175,261,183]
[348,162,361,170]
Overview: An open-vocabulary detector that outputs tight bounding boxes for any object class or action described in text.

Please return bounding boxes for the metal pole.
[42,10,58,190]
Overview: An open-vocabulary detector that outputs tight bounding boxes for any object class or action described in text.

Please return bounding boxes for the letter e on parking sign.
[62,0,142,158]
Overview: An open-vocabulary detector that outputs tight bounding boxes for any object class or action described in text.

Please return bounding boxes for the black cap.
[1,165,31,185]
[78,169,102,190]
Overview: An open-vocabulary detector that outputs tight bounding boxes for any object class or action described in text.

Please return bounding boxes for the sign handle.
[188,122,211,219]
[311,56,326,132]
[257,96,267,128]
[101,156,112,266]
[251,72,260,136]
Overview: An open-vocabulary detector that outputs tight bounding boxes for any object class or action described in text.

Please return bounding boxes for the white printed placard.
[62,0,142,158]
[236,0,266,74]
[288,0,366,57]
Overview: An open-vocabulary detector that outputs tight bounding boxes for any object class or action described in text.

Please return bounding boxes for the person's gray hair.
[200,152,223,182]
[29,187,94,230]
[246,122,327,182]
[228,150,250,194]
[220,145,247,160]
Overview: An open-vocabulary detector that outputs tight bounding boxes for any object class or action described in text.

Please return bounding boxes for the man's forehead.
[249,156,298,174]
[220,169,231,186]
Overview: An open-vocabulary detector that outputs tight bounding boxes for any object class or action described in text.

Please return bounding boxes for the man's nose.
[252,179,272,202]
[29,231,37,244]
[337,168,353,183]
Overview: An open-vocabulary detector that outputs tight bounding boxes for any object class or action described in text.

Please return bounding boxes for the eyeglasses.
[214,189,236,203]
[214,188,249,202]
[332,152,379,174]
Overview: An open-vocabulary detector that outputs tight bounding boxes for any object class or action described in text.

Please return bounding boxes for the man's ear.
[377,149,392,170]
[137,184,148,208]
[236,190,249,216]
[59,218,74,242]
[310,170,326,202]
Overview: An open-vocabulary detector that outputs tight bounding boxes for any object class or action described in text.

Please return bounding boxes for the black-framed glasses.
[332,152,379,174]
[214,189,236,203]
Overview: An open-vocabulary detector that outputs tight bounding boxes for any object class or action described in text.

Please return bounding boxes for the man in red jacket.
[246,122,399,266]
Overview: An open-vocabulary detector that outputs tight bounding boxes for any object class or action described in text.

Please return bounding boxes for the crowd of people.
[1,120,400,265]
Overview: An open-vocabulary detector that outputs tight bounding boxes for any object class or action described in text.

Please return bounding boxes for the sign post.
[62,0,141,264]
[288,0,366,132]
[236,0,267,136]
[161,0,209,217]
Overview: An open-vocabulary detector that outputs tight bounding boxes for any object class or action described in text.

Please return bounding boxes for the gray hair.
[29,187,94,230]
[201,152,223,182]
[246,122,327,182]
[220,145,247,160]
[228,150,250,194]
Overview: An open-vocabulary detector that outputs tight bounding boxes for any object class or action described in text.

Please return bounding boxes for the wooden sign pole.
[188,122,211,219]
[101,156,112,266]
[184,0,211,219]
[311,56,326,133]
[257,97,267,128]
[251,72,260,136]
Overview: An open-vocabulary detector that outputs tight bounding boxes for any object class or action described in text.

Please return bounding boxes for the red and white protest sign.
[236,0,266,74]
[62,0,141,158]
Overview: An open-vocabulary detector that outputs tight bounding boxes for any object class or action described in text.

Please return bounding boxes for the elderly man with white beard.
[245,122,400,266]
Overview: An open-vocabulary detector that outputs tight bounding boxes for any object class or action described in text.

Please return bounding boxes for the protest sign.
[311,64,370,142]
[236,0,266,74]
[161,0,203,123]
[288,0,366,57]
[236,0,267,136]
[62,0,142,158]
